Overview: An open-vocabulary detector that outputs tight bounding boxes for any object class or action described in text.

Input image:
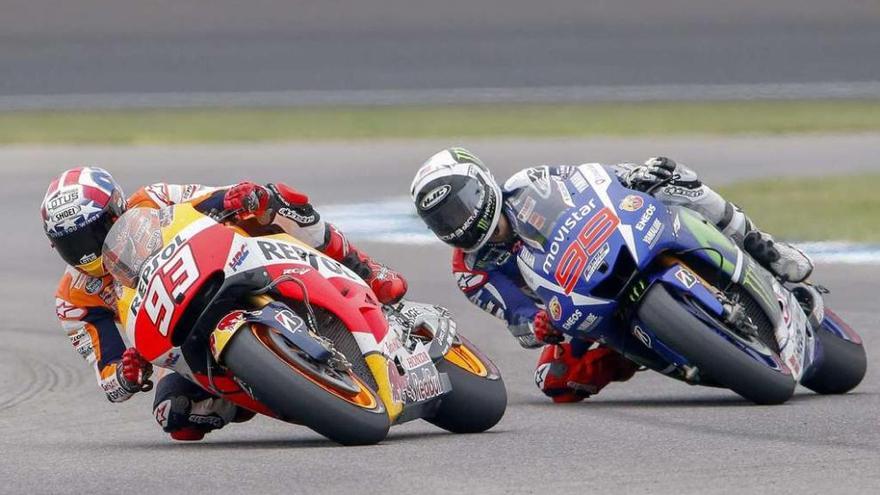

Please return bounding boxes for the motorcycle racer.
[411,148,814,403]
[43,167,407,440]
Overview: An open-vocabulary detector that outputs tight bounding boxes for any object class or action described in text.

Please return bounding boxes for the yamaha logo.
[419,185,452,210]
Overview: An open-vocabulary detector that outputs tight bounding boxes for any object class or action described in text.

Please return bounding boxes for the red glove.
[119,347,153,392]
[223,182,271,219]
[533,309,564,345]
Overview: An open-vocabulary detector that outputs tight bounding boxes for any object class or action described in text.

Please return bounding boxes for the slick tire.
[801,317,867,395]
[637,284,796,405]
[427,338,507,434]
[224,324,390,446]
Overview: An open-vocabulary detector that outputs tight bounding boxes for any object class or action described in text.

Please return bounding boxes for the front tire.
[427,336,507,433]
[637,284,796,405]
[224,324,390,445]
[801,311,867,394]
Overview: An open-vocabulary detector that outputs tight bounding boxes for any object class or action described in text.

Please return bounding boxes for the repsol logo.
[257,240,359,282]
[130,235,186,315]
[542,198,597,273]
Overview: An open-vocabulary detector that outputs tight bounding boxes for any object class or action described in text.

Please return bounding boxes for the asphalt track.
[3,1,880,99]
[1,135,878,493]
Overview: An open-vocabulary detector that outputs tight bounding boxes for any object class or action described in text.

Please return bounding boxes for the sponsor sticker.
[619,194,644,212]
[576,313,601,332]
[664,185,704,199]
[642,219,664,247]
[561,309,583,331]
[419,185,452,210]
[84,276,103,295]
[633,325,652,348]
[518,247,536,268]
[227,244,250,271]
[570,172,590,193]
[517,196,536,222]
[528,212,546,230]
[674,268,698,288]
[277,207,317,225]
[456,271,488,291]
[583,243,611,282]
[548,296,562,321]
[635,204,656,231]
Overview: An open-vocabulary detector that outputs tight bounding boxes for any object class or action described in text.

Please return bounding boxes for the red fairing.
[133,224,235,361]
[452,248,489,293]
[264,264,389,344]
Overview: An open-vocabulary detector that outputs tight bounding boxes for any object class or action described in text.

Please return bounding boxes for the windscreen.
[102,207,164,288]
[504,177,574,251]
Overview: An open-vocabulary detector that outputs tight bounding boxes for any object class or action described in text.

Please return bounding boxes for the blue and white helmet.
[410,148,503,252]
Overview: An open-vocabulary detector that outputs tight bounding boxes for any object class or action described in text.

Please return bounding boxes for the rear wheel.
[223,324,390,445]
[426,336,507,433]
[637,284,796,405]
[801,310,867,394]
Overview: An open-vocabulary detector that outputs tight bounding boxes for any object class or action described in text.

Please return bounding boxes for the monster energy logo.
[451,147,484,166]
[741,261,775,310]
[628,279,648,302]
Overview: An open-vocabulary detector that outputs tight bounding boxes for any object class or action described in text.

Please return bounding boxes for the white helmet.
[410,148,503,252]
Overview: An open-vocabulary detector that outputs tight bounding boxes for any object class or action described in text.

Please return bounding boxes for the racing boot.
[153,373,238,441]
[320,223,408,304]
[743,231,814,283]
[534,343,638,403]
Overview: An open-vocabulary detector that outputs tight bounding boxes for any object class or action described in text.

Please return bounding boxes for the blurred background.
[2,1,879,493]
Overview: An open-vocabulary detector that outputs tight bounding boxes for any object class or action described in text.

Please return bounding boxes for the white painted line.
[3,81,880,111]
[323,198,880,264]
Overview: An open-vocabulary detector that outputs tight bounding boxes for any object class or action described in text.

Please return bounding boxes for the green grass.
[2,100,880,144]
[718,174,880,243]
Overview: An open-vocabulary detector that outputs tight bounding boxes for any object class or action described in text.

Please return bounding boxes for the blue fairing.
[512,163,781,376]
[518,165,686,340]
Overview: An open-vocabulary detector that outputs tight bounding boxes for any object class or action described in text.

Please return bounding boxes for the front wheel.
[637,284,796,405]
[223,323,390,445]
[801,309,867,394]
[426,336,507,433]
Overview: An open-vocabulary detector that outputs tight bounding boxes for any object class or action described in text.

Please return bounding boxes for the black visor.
[418,178,497,250]
[51,209,117,268]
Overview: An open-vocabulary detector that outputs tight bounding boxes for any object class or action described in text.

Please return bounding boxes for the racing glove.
[533,309,565,345]
[223,181,316,225]
[622,157,679,192]
[118,347,153,393]
[223,182,272,219]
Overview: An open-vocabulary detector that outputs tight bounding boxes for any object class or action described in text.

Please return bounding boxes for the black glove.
[624,157,678,192]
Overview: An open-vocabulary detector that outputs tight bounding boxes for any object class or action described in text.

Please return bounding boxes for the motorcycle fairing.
[511,163,814,381]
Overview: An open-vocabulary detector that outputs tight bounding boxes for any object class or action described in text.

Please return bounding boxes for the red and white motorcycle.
[103,204,506,445]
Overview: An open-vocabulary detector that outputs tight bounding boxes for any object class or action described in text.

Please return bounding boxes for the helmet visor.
[50,211,115,269]
[419,179,497,250]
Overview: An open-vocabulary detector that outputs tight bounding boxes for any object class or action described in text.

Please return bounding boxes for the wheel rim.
[444,342,489,377]
[251,325,380,410]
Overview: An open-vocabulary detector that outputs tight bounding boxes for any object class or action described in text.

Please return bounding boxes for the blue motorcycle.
[510,164,866,404]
